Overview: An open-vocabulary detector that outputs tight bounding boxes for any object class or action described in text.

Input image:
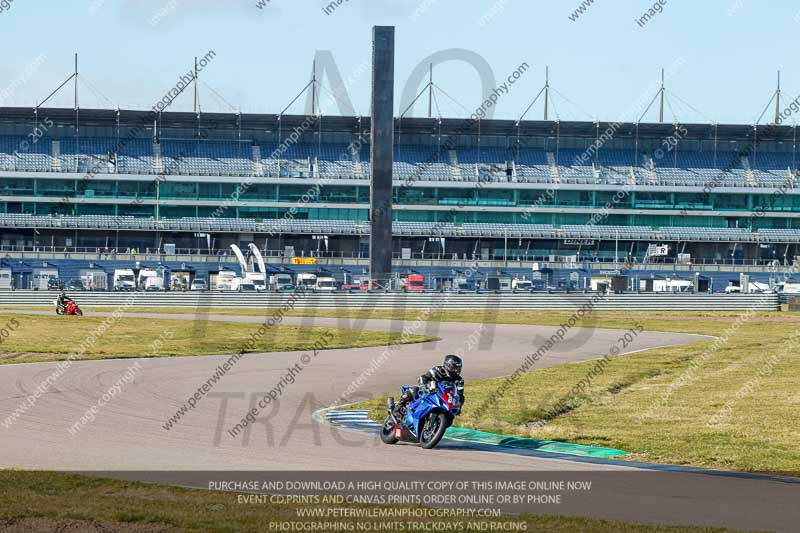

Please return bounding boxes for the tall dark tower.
[369,26,395,288]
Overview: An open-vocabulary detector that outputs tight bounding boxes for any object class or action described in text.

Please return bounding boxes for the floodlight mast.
[75,53,79,138]
[658,68,665,123]
[74,53,78,110]
[193,56,198,113]
[428,63,433,118]
[543,66,549,121]
[311,59,317,116]
[775,70,781,124]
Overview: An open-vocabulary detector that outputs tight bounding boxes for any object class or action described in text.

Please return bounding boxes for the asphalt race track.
[1,311,798,531]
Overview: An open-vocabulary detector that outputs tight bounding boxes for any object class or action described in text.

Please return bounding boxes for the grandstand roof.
[0,107,796,142]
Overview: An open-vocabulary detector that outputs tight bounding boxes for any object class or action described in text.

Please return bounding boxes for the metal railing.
[1,245,796,266]
[0,290,781,312]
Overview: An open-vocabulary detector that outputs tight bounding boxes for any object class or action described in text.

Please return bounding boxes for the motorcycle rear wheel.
[419,412,448,449]
[380,416,399,445]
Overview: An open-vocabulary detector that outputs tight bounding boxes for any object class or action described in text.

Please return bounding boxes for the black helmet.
[442,354,463,379]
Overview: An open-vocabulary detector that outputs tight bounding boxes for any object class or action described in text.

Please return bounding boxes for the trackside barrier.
[0,291,780,311]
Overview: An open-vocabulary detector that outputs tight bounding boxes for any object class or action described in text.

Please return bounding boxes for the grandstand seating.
[1,212,797,242]
[0,135,52,172]
[0,134,796,190]
[751,151,796,170]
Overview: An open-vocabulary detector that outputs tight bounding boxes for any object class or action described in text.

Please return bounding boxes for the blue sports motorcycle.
[382,382,462,449]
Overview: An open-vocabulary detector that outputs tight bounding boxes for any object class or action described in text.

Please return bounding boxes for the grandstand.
[0,107,798,271]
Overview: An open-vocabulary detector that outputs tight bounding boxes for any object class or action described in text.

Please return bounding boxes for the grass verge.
[0,312,433,363]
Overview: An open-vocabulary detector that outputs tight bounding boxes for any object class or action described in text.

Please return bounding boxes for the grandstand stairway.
[352,143,362,178]
[153,142,163,174]
[644,154,658,185]
[545,151,560,182]
[627,166,638,185]
[252,145,264,176]
[740,155,757,186]
[449,150,463,181]
[51,140,61,172]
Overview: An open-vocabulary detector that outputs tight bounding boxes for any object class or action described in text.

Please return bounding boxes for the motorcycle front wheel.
[380,416,399,445]
[75,309,83,316]
[419,412,449,449]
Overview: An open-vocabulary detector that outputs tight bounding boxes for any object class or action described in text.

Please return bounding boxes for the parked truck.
[269,272,294,291]
[138,268,165,291]
[215,270,241,291]
[246,243,268,292]
[399,273,425,292]
[315,273,337,292]
[296,272,317,290]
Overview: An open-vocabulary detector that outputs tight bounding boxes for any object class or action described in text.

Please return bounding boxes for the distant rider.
[393,354,465,417]
[56,291,73,309]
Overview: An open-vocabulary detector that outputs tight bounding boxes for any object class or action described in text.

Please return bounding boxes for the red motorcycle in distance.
[55,298,83,316]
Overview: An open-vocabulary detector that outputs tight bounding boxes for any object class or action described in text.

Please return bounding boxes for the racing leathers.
[394,364,465,417]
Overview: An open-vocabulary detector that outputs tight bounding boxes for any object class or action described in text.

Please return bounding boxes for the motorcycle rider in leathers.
[393,354,464,417]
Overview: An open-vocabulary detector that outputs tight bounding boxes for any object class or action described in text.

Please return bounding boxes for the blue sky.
[0,0,797,125]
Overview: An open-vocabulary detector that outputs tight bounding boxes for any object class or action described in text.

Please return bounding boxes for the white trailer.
[81,269,108,291]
